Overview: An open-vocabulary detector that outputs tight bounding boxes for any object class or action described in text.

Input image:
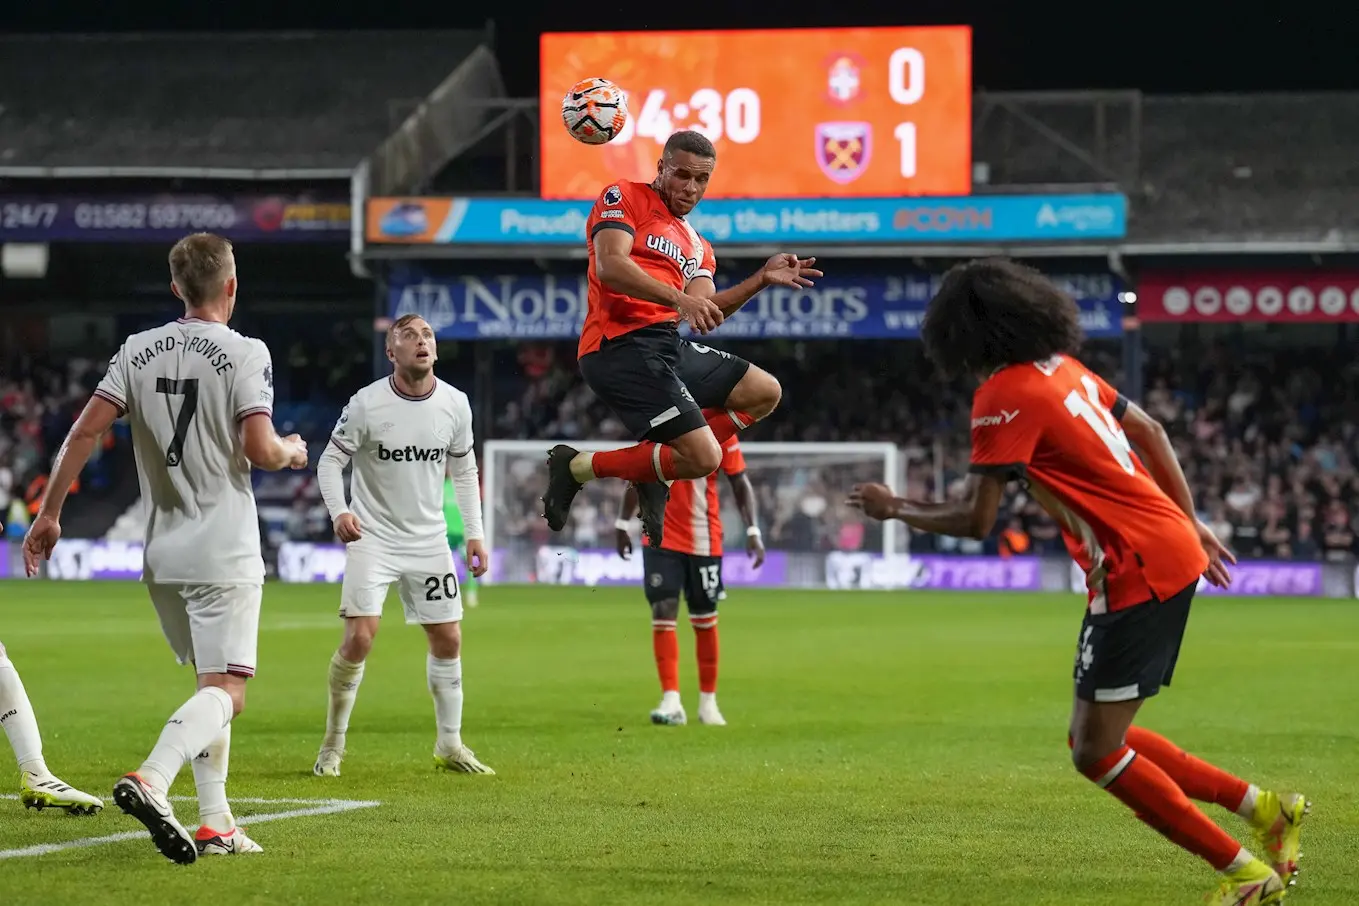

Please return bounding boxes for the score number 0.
[890,47,924,179]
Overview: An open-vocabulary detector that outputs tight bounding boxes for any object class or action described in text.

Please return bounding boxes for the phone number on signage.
[73,203,241,231]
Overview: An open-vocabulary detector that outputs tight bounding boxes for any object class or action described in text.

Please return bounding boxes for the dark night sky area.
[6,1,1355,98]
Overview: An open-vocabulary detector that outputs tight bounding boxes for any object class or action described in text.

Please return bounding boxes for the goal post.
[482,439,901,587]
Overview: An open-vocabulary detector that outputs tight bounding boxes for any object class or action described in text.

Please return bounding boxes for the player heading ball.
[541,130,823,547]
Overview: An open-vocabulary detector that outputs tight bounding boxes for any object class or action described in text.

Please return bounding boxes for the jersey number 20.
[1063,376,1135,474]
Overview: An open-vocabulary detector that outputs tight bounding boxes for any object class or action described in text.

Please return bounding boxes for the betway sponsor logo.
[971,409,1019,429]
[376,443,445,463]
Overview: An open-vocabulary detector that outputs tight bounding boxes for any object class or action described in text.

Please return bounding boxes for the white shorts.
[339,547,463,625]
[146,583,262,677]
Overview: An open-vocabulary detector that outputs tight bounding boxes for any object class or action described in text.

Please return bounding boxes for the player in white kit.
[313,313,493,776]
[0,644,104,814]
[22,233,309,864]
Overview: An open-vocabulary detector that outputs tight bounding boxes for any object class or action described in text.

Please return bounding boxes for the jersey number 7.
[155,377,199,467]
[1063,375,1135,474]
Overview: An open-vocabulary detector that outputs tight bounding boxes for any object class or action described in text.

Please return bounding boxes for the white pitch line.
[0,797,381,860]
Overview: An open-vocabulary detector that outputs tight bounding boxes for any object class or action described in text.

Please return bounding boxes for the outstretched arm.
[688,254,823,318]
[848,473,1007,540]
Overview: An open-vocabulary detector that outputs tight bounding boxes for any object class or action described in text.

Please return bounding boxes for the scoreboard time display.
[539,26,972,200]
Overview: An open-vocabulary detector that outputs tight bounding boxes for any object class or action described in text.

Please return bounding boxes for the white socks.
[0,655,48,777]
[324,653,366,751]
[140,686,233,795]
[427,655,463,753]
[193,724,233,830]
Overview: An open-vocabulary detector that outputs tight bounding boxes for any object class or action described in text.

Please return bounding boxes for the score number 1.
[889,47,924,178]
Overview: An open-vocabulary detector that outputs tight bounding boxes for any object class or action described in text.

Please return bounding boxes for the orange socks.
[691,615,719,693]
[593,443,678,483]
[703,408,754,445]
[1125,727,1252,813]
[1082,744,1244,871]
[652,621,679,693]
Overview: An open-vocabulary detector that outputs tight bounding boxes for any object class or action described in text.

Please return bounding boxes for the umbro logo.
[971,409,1020,429]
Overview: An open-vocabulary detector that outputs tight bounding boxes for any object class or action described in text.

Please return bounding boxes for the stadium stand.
[0,31,491,171]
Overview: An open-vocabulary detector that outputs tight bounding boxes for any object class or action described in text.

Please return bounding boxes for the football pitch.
[1,581,1356,905]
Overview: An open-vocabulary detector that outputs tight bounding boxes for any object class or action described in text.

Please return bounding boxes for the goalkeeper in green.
[443,466,479,608]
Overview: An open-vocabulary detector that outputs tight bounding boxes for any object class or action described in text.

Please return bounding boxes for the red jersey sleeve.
[969,373,1040,481]
[691,236,716,283]
[720,436,746,476]
[586,182,639,241]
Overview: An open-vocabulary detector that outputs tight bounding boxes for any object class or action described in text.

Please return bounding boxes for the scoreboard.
[539,26,972,200]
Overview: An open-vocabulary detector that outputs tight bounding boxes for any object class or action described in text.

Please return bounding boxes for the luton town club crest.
[815,122,872,184]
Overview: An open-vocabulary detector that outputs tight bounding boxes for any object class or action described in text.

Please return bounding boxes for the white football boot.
[112,773,197,865]
[434,744,496,774]
[20,772,104,815]
[313,747,343,777]
[696,693,727,727]
[649,691,687,726]
[196,825,264,855]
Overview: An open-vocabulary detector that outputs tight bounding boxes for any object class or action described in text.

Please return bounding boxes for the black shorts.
[579,323,752,443]
[642,547,725,615]
[1073,581,1196,703]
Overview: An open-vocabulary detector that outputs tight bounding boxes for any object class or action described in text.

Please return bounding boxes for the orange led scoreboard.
[539,26,972,200]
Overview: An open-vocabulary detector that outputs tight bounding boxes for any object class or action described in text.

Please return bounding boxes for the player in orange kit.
[541,130,820,547]
[614,434,763,727]
[848,259,1307,906]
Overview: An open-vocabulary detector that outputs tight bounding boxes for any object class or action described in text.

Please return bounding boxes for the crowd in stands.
[0,353,128,541]
[492,337,1359,562]
[4,330,1356,565]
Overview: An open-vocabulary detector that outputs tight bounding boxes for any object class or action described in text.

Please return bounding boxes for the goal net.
[482,440,901,588]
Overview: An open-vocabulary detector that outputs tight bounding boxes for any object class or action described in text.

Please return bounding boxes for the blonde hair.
[386,313,428,350]
[169,232,234,306]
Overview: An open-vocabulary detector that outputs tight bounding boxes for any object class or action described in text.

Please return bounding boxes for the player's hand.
[1195,519,1236,588]
[466,540,490,578]
[759,253,822,289]
[747,531,766,568]
[334,513,362,543]
[21,513,61,578]
[847,483,899,522]
[283,433,309,470]
[675,293,724,334]
[616,526,633,560]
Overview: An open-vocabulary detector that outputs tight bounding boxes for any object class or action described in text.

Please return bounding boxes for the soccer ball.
[561,78,628,145]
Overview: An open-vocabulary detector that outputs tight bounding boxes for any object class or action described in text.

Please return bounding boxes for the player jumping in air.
[615,434,763,727]
[0,645,103,814]
[848,259,1306,906]
[541,130,821,547]
[24,233,309,863]
[313,314,493,777]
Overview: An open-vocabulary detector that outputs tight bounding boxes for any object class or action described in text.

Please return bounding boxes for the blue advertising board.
[389,271,1126,340]
[366,194,1127,246]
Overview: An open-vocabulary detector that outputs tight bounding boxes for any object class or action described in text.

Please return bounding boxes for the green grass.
[0,581,1356,905]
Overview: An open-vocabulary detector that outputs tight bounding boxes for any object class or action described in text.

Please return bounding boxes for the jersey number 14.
[1064,375,1135,474]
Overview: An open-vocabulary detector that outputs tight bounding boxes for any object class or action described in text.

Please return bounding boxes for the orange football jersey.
[969,355,1207,613]
[643,435,746,558]
[581,180,716,358]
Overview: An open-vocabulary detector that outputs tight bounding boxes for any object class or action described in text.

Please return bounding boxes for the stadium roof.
[0,30,488,176]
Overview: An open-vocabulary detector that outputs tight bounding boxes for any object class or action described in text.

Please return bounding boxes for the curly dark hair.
[920,257,1084,378]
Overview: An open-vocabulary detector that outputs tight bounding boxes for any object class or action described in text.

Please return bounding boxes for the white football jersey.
[95,317,273,585]
[330,376,474,554]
